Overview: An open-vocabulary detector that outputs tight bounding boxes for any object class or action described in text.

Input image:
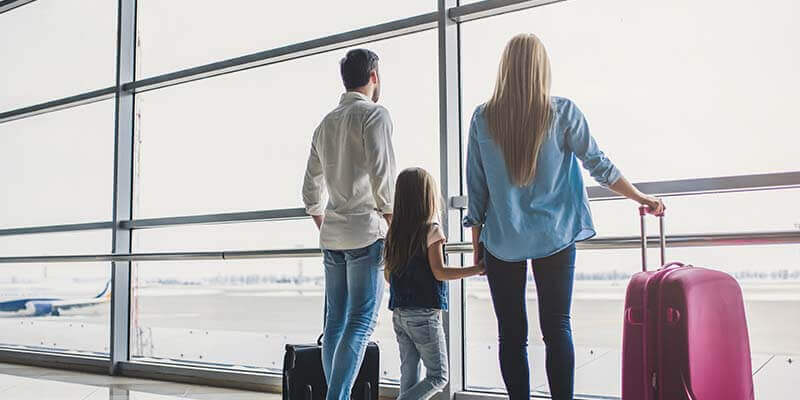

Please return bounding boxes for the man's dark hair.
[340,49,379,90]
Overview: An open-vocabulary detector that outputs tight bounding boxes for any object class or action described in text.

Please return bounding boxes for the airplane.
[0,281,111,317]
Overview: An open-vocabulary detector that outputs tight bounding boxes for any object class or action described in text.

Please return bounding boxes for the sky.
[0,0,798,285]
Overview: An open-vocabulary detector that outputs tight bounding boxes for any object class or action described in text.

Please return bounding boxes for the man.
[302,48,396,400]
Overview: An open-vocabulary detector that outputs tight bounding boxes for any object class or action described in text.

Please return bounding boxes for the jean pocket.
[406,318,436,345]
[346,240,382,262]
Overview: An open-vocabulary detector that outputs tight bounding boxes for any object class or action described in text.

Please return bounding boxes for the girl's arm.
[427,240,484,281]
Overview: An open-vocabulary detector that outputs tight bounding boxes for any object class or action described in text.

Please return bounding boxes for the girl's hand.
[477,260,487,276]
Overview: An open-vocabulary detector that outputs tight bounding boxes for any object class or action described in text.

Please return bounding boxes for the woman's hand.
[608,176,665,215]
[639,194,666,216]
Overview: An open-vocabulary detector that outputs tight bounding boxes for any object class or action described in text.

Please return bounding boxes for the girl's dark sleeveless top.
[388,224,449,311]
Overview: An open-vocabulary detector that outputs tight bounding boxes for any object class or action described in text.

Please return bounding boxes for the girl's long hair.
[384,168,441,276]
[485,33,554,186]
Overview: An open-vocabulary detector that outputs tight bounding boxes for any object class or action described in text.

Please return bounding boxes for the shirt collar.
[339,91,372,105]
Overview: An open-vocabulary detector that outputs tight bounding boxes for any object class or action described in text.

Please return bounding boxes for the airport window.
[135,0,435,78]
[0,0,117,110]
[130,258,325,370]
[131,30,437,381]
[133,31,438,219]
[0,231,109,257]
[460,0,800,183]
[131,221,319,253]
[129,222,325,372]
[0,262,110,355]
[460,1,799,397]
[0,230,110,354]
[0,0,798,399]
[588,188,800,237]
[465,243,800,399]
[0,100,115,229]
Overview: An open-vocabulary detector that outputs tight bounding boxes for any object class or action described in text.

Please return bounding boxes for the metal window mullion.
[123,12,438,94]
[0,0,36,15]
[448,0,567,23]
[110,0,136,375]
[0,86,117,124]
[439,0,464,398]
[2,230,800,264]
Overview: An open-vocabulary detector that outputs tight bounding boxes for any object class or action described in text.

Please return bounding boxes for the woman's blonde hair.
[485,33,553,186]
[384,167,441,276]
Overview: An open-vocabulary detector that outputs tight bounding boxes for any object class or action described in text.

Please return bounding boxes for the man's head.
[340,49,380,102]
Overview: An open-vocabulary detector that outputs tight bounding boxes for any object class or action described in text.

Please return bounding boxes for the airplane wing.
[50,281,111,314]
[0,281,111,317]
[50,296,110,311]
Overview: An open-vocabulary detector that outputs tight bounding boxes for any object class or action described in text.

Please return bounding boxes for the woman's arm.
[463,110,489,231]
[427,240,484,281]
[471,225,482,266]
[608,175,665,214]
[564,100,665,213]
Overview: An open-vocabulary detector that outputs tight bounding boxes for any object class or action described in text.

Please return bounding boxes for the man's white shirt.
[302,91,397,250]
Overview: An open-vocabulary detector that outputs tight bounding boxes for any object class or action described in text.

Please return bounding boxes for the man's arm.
[363,107,396,218]
[302,135,326,230]
[311,214,324,230]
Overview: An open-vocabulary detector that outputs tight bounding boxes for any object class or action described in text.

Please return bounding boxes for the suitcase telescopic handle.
[639,206,666,271]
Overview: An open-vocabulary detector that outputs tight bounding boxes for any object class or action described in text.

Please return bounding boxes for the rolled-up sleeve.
[564,100,622,187]
[363,106,396,215]
[463,110,489,228]
[302,131,326,216]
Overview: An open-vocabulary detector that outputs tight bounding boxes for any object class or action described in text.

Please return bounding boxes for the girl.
[384,167,484,400]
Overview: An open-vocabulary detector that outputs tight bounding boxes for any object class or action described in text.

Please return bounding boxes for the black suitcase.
[282,335,379,400]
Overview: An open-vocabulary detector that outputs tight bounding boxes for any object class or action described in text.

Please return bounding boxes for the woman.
[463,34,664,400]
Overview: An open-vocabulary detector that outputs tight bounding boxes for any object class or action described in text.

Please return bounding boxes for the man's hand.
[312,214,324,230]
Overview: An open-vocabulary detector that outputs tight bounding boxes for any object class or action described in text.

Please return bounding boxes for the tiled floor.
[0,362,279,400]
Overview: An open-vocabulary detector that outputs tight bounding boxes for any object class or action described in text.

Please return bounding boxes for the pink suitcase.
[621,207,754,400]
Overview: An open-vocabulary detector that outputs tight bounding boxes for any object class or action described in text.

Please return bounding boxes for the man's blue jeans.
[322,239,384,400]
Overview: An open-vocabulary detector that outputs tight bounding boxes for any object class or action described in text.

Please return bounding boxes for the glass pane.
[131,222,401,380]
[0,100,115,229]
[0,261,110,355]
[590,188,800,237]
[134,31,439,218]
[0,0,117,110]
[0,230,109,257]
[464,245,800,397]
[461,0,799,182]
[131,220,318,252]
[136,0,434,78]
[130,259,322,370]
[0,232,109,355]
[130,258,400,382]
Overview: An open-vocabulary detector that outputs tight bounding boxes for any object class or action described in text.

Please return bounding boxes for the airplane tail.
[95,280,112,299]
